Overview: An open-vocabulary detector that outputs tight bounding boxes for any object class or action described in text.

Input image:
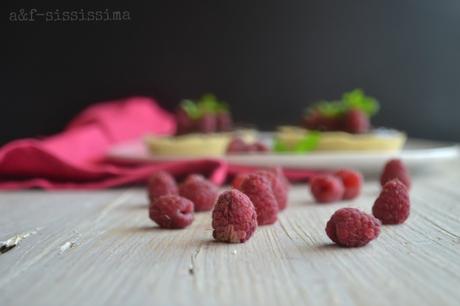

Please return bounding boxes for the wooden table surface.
[1,158,460,306]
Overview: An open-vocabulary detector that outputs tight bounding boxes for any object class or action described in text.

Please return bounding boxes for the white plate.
[107,137,458,173]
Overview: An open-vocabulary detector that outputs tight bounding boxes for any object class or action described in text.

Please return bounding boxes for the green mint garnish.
[293,132,320,152]
[273,138,289,152]
[273,132,320,153]
[180,93,229,118]
[342,89,379,116]
[314,100,345,118]
[306,89,379,118]
[198,93,219,113]
[180,99,202,119]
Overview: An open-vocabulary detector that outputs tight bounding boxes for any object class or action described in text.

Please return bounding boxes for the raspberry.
[149,195,194,229]
[380,159,411,189]
[147,171,178,201]
[239,173,278,225]
[196,113,217,133]
[310,174,344,203]
[373,179,410,224]
[303,111,342,131]
[343,108,370,134]
[175,107,195,135]
[231,173,249,189]
[326,208,381,247]
[179,174,218,211]
[256,169,288,210]
[248,141,270,153]
[212,190,257,243]
[302,111,323,130]
[334,169,363,200]
[226,137,248,154]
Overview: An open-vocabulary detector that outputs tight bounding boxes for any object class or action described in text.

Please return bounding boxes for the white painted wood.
[0,159,459,306]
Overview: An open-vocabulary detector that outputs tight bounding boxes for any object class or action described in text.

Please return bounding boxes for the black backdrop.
[3,1,460,145]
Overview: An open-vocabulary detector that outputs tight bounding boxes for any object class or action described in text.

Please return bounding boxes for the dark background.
[3,1,460,145]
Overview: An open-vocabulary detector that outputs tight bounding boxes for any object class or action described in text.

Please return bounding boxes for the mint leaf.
[294,132,320,152]
[197,93,229,114]
[273,132,320,153]
[315,100,345,118]
[181,93,229,117]
[180,99,202,119]
[272,138,289,152]
[306,89,380,118]
[342,89,379,116]
[197,96,218,113]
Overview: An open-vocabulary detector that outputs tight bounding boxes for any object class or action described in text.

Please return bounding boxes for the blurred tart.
[275,89,406,153]
[147,93,267,157]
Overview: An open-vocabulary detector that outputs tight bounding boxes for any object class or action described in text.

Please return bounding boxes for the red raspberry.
[248,141,270,153]
[334,169,363,200]
[175,107,195,135]
[179,174,218,211]
[239,173,278,225]
[256,170,288,210]
[147,171,178,201]
[310,174,344,203]
[231,173,249,189]
[196,113,217,133]
[373,179,410,224]
[212,190,257,243]
[326,208,381,247]
[343,108,370,134]
[226,137,248,154]
[303,111,342,131]
[380,159,411,189]
[149,195,194,229]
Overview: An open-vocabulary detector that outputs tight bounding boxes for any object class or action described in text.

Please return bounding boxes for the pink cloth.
[0,97,316,189]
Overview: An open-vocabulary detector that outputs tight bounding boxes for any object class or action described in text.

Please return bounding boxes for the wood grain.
[1,159,459,306]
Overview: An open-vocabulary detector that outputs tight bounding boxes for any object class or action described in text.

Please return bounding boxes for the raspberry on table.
[380,159,411,189]
[147,171,178,201]
[212,190,258,243]
[256,169,288,210]
[149,195,194,229]
[373,179,410,224]
[326,208,381,247]
[179,174,218,211]
[334,169,363,200]
[343,108,370,134]
[310,174,345,203]
[239,173,279,225]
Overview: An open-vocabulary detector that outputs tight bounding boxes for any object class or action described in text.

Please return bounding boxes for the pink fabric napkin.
[0,96,317,189]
